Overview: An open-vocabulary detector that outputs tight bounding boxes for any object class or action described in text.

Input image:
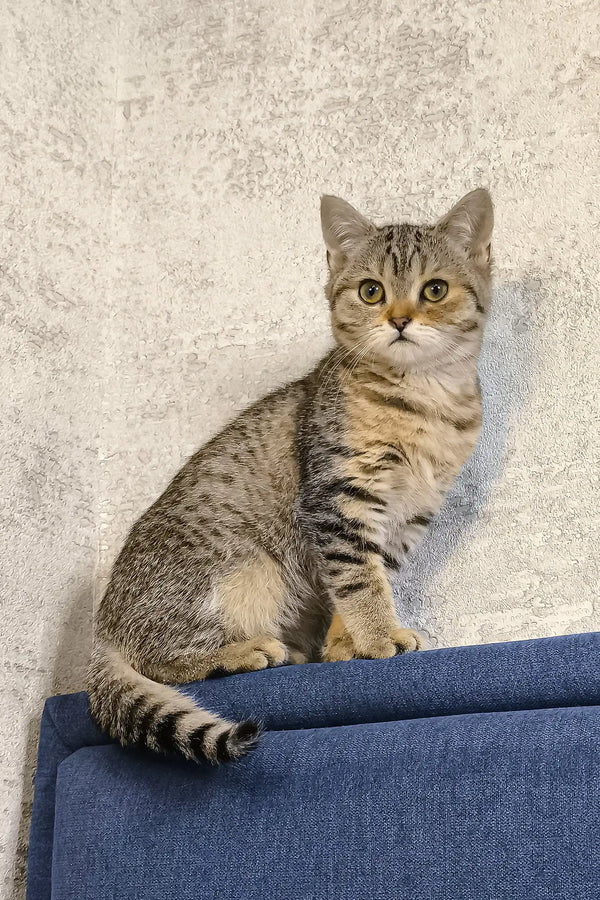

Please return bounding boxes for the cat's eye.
[358,280,385,304]
[421,279,448,302]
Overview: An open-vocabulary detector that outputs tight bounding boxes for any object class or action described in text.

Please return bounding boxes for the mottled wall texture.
[2,0,599,895]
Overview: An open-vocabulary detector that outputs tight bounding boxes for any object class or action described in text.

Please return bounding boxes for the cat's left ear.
[320,195,375,269]
[436,188,494,264]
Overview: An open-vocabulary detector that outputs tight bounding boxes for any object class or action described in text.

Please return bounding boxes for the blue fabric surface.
[27,633,600,899]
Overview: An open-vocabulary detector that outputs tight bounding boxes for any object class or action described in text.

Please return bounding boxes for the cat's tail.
[87,641,261,764]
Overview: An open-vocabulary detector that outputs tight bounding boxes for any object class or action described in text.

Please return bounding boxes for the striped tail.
[87,642,261,764]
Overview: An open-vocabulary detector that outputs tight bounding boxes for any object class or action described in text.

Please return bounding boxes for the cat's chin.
[386,339,422,363]
[382,342,456,376]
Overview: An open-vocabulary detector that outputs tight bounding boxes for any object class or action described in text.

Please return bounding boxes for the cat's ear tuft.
[436,189,493,264]
[320,195,374,268]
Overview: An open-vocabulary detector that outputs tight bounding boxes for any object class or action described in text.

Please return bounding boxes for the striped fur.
[89,189,493,762]
[88,643,261,763]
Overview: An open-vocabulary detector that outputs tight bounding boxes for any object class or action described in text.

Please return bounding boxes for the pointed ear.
[436,189,494,263]
[320,195,374,268]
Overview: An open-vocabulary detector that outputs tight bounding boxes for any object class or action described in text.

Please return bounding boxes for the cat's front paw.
[322,613,356,662]
[322,629,356,662]
[354,627,422,659]
[387,626,423,654]
[322,615,422,662]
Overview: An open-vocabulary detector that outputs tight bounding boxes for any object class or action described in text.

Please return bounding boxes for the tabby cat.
[88,188,494,764]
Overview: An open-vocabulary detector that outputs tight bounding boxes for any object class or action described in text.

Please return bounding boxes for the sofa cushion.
[27,632,600,899]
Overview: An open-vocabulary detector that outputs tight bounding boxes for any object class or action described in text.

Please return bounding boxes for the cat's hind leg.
[150,551,291,683]
[216,636,289,674]
[149,636,289,683]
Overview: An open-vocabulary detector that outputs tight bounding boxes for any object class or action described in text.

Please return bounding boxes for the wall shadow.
[11,586,93,899]
[10,718,39,900]
[395,276,548,645]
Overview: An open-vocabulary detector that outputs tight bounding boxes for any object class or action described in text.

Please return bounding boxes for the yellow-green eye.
[358,280,385,304]
[421,279,448,302]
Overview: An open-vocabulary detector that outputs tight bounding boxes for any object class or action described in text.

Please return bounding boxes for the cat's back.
[189,376,309,478]
[144,375,314,545]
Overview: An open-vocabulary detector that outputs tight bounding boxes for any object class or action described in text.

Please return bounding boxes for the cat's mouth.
[391,334,415,345]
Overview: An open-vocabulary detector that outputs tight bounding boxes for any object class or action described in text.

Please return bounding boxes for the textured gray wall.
[2,0,599,895]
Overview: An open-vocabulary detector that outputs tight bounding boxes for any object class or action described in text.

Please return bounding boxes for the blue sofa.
[27,632,600,899]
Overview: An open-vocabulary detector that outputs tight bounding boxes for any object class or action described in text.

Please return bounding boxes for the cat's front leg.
[321,552,422,662]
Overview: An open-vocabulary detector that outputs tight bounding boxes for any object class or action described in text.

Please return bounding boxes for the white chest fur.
[343,369,482,553]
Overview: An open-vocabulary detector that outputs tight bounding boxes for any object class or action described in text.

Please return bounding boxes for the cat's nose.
[391,317,411,333]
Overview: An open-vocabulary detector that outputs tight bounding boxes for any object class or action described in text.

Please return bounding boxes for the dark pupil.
[430,282,441,295]
[368,284,378,296]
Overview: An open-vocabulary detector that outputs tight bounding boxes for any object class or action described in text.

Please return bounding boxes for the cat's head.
[320,190,493,374]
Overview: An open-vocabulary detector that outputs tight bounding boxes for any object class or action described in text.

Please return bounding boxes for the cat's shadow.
[395,276,546,645]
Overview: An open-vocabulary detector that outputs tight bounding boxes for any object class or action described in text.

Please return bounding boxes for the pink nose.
[390,317,411,333]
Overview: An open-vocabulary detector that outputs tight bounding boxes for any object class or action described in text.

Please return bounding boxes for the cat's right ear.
[320,195,374,270]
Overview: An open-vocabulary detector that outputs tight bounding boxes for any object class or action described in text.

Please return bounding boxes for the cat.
[88,188,493,764]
